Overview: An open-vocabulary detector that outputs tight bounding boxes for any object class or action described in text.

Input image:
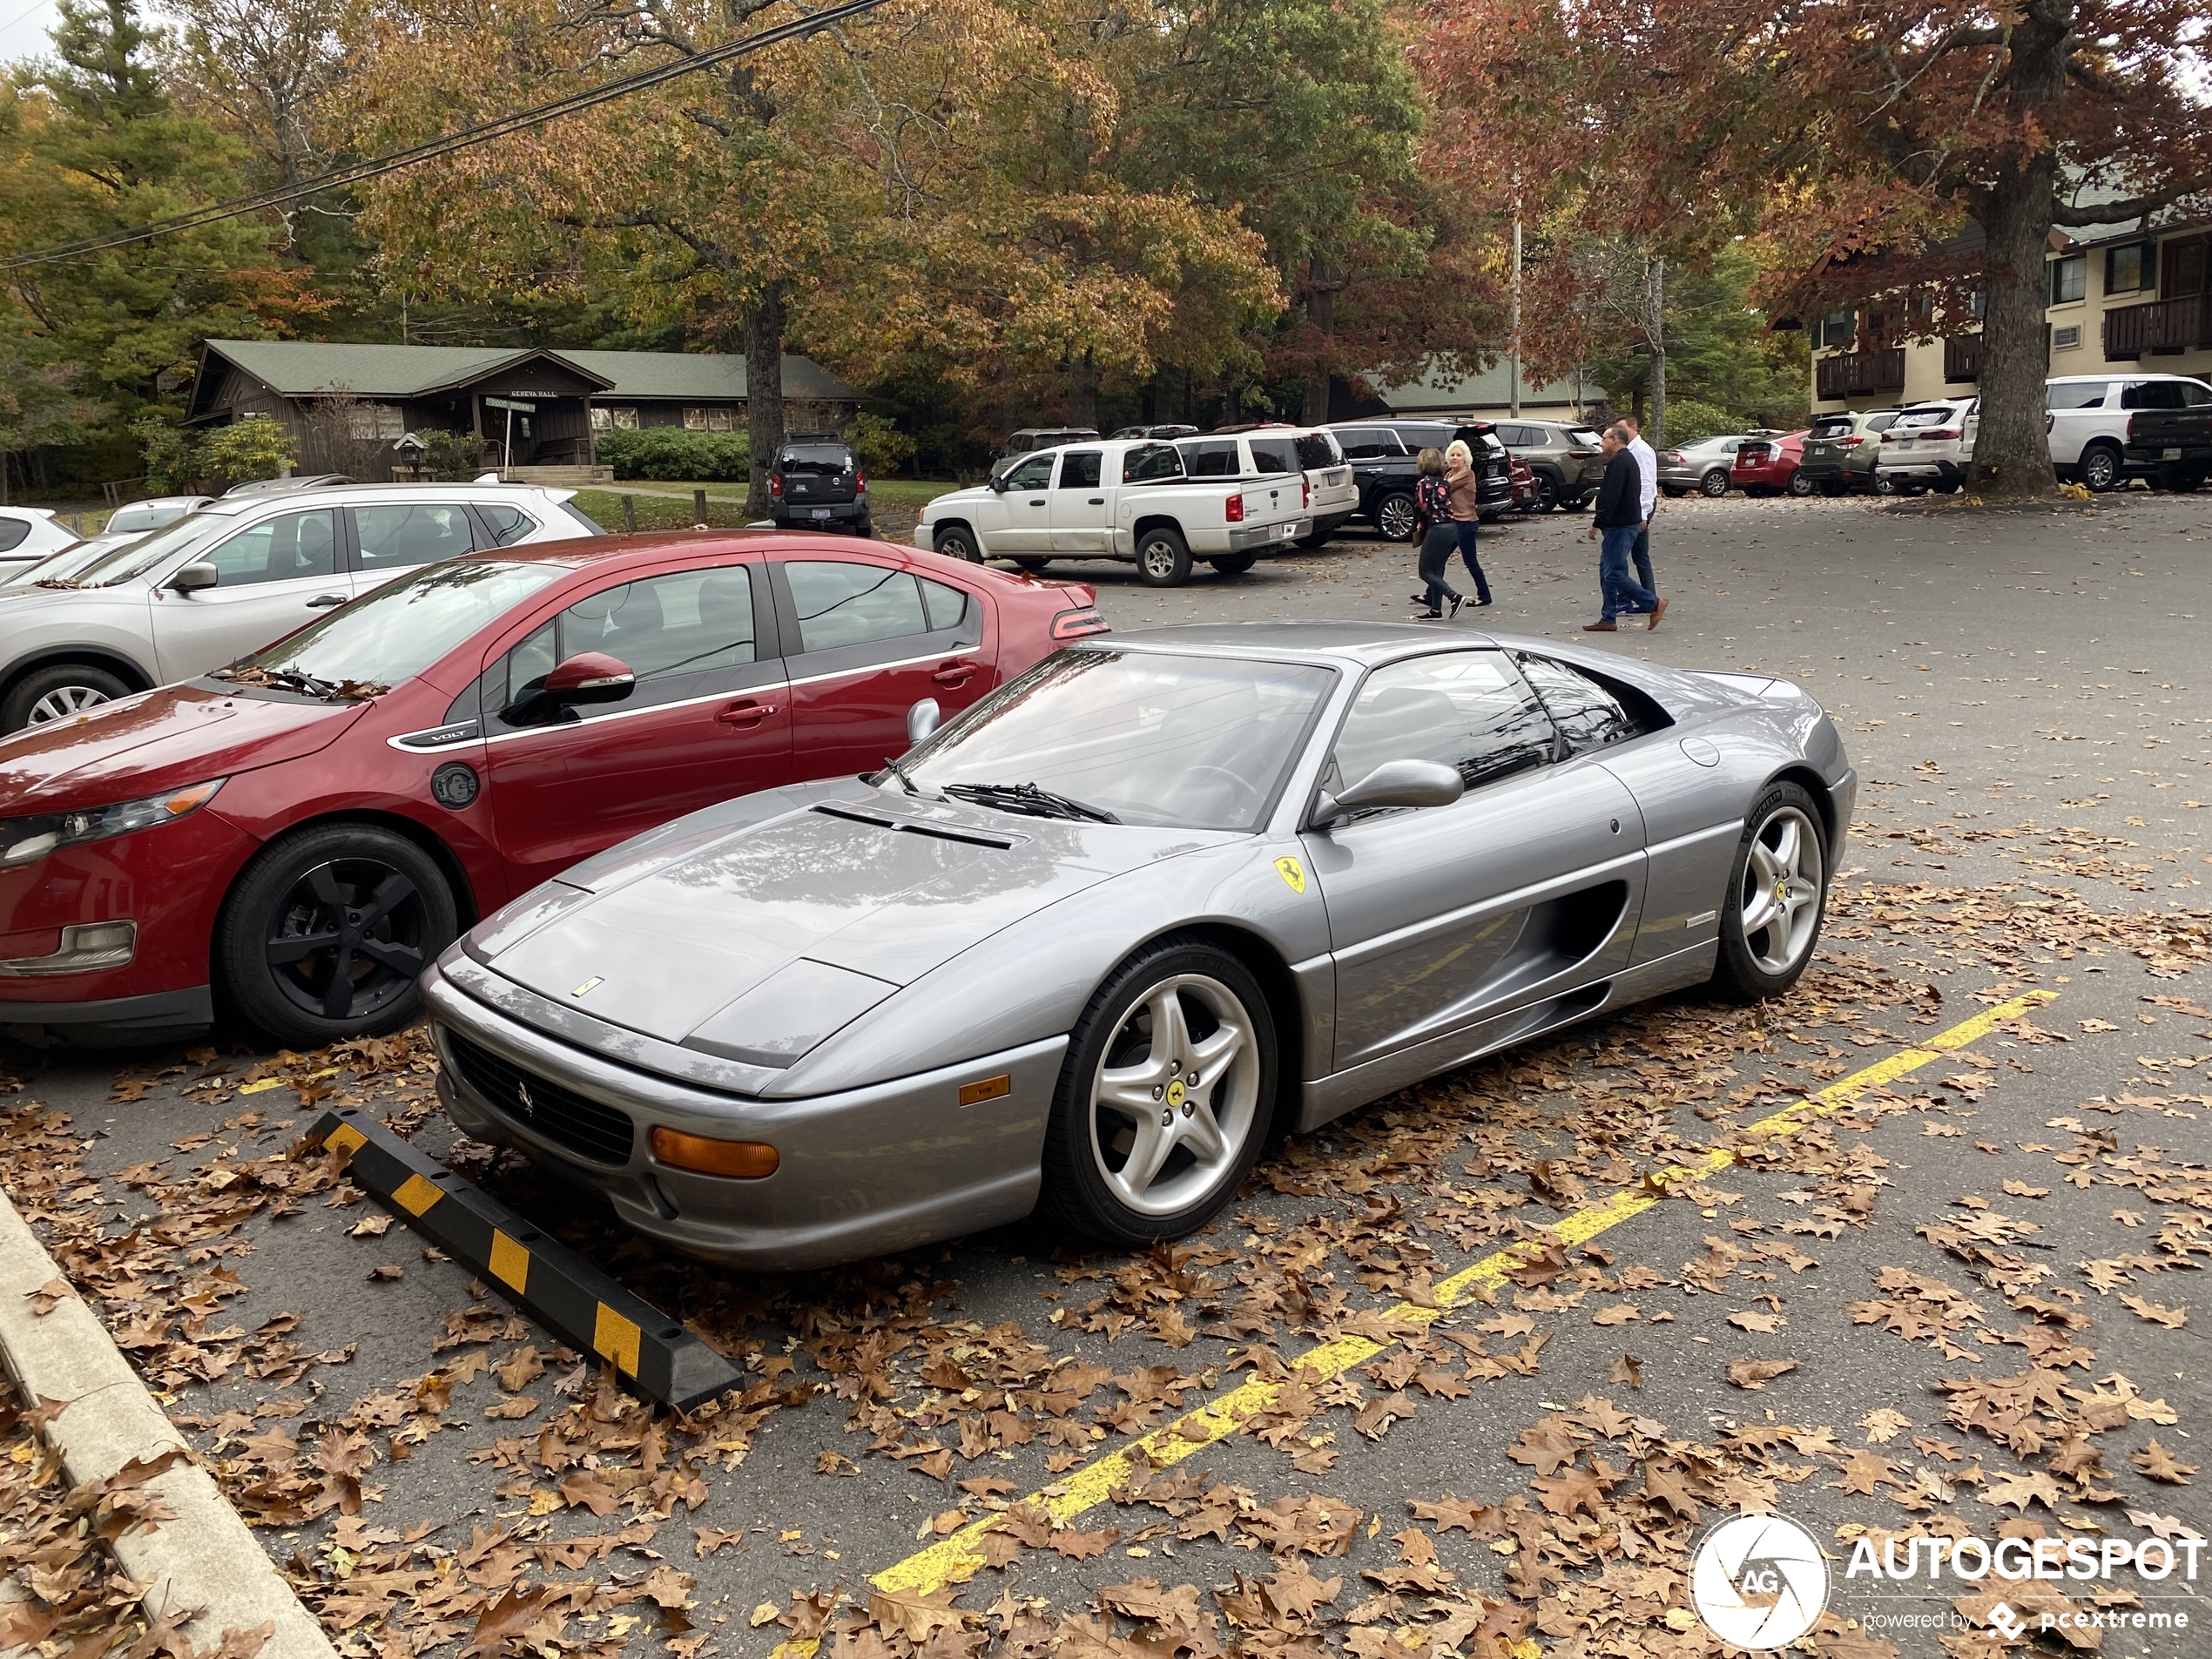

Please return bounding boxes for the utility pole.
[1508,204,1523,418]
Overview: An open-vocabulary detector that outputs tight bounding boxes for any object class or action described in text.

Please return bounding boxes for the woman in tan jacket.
[1443,440,1494,608]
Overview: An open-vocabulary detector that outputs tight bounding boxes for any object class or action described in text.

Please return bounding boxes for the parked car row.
[0,514,1104,1048]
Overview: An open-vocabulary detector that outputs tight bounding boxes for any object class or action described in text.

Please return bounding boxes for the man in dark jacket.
[1582,426,1665,631]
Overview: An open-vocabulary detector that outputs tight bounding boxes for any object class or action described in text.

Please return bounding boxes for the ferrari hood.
[477,797,1225,1055]
[0,683,366,813]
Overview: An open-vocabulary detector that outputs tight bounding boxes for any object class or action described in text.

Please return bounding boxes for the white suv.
[0,482,601,731]
[1874,398,1977,494]
[1177,426,1359,547]
[2047,373,2212,491]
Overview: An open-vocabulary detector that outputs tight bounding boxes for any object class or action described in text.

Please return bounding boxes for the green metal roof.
[201,341,860,403]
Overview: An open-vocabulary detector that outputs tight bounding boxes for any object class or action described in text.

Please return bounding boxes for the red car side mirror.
[543,651,636,705]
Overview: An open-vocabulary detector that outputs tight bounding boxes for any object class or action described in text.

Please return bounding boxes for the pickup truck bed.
[2124,406,2212,490]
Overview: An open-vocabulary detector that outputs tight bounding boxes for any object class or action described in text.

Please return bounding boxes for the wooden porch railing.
[1943,334,1982,382]
[2104,294,2212,359]
[1815,346,1907,401]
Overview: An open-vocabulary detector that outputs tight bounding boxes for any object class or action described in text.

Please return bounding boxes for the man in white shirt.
[1621,413,1659,598]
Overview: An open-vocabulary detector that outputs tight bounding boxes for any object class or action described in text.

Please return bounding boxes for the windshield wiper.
[941,781,1119,824]
[214,664,359,701]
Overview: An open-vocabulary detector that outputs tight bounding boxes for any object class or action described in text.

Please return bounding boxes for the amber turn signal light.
[649,1127,778,1178]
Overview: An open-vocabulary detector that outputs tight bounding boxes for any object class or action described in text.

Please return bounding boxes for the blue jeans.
[1455,521,1491,603]
[1633,524,1656,596]
[1600,525,1657,620]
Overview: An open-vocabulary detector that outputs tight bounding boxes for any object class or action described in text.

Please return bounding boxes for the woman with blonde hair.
[1442,440,1493,608]
[1411,448,1460,619]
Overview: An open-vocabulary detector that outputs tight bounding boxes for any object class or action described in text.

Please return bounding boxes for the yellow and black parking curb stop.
[307,1106,742,1412]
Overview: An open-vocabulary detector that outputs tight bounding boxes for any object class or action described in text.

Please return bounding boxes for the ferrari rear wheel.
[1042,937,1276,1247]
[1709,782,1828,1002]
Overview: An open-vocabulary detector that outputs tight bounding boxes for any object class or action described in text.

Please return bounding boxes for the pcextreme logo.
[1689,1513,1831,1649]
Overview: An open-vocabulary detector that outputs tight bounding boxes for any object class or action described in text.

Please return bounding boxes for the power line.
[0,0,892,271]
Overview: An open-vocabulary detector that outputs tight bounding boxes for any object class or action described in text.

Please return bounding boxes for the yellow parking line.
[779,988,2057,1634]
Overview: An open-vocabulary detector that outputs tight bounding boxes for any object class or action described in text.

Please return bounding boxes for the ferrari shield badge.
[1274,856,1306,894]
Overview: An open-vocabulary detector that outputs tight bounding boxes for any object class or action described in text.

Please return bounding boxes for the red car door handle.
[932,662,974,687]
[717,700,776,726]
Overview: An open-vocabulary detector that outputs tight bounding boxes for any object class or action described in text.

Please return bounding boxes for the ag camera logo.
[1689,1513,1831,1649]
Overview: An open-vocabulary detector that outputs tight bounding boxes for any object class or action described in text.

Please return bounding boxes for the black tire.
[853,516,875,539]
[1208,552,1257,576]
[1039,936,1278,1249]
[1534,475,1559,513]
[1296,528,1333,550]
[1931,480,1959,495]
[217,823,458,1050]
[2079,443,2122,493]
[3,663,131,733]
[934,523,982,563]
[2156,463,2204,494]
[1661,485,1689,500]
[1134,526,1193,587]
[1872,472,1897,496]
[1819,478,1845,497]
[1011,556,1053,572]
[1708,782,1829,1003]
[1699,469,1730,498]
[1787,469,1816,497]
[1373,491,1419,543]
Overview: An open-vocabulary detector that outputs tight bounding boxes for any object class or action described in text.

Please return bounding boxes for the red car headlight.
[0,779,225,869]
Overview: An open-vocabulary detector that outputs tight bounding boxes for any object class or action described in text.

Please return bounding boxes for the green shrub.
[408,428,482,480]
[598,426,752,481]
[133,414,299,493]
[1657,397,1736,447]
[846,412,914,477]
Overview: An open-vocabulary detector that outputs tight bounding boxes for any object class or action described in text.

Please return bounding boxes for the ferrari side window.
[1331,651,1553,799]
[1515,654,1667,753]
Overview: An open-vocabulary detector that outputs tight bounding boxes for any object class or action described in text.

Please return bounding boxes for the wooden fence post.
[692,489,709,524]
[622,495,637,533]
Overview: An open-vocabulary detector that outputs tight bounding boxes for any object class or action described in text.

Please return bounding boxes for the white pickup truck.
[916,438,1311,587]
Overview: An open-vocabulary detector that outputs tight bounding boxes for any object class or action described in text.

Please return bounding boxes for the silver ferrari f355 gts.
[422,623,1853,1269]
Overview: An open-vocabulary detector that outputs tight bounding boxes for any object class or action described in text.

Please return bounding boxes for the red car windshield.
[232,560,565,689]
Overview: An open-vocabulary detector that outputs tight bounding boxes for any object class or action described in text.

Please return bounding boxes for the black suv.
[769,432,871,535]
[1326,420,1514,540]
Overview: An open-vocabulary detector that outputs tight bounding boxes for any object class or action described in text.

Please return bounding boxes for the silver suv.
[1491,419,1606,512]
[0,482,600,731]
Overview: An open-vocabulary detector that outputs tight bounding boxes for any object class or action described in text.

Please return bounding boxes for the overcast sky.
[0,0,54,71]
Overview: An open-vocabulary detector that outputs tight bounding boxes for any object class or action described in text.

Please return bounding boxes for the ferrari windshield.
[905,649,1333,832]
[228,560,563,689]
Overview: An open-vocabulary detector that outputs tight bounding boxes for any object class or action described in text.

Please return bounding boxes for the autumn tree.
[0,0,306,465]
[1420,0,2212,497]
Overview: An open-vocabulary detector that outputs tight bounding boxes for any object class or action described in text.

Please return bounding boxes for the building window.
[347,404,406,440]
[1818,310,1852,349]
[2049,255,2087,305]
[2053,325,2081,350]
[705,407,734,433]
[2106,243,2150,295]
[683,408,706,430]
[613,407,637,430]
[589,406,641,433]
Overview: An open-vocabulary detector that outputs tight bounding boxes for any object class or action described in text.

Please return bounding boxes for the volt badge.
[1274,856,1306,894]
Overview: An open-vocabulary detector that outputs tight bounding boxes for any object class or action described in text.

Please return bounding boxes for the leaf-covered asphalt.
[3,492,2208,1659]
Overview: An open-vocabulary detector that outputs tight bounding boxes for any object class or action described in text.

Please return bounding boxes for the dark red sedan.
[1730,430,1811,496]
[0,531,1103,1049]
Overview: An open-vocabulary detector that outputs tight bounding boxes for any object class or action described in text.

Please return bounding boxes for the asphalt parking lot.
[3,490,2209,1659]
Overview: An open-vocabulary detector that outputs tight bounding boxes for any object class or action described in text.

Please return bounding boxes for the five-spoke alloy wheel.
[1044,937,1276,1245]
[218,823,458,1049]
[1710,782,1829,1000]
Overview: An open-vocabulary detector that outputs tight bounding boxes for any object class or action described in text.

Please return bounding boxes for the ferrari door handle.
[717,700,776,727]
[931,662,974,687]
[306,593,347,608]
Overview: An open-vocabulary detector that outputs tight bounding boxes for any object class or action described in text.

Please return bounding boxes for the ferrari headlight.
[0,779,226,868]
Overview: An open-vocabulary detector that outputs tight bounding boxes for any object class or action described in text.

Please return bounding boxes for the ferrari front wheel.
[1042,937,1277,1247]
